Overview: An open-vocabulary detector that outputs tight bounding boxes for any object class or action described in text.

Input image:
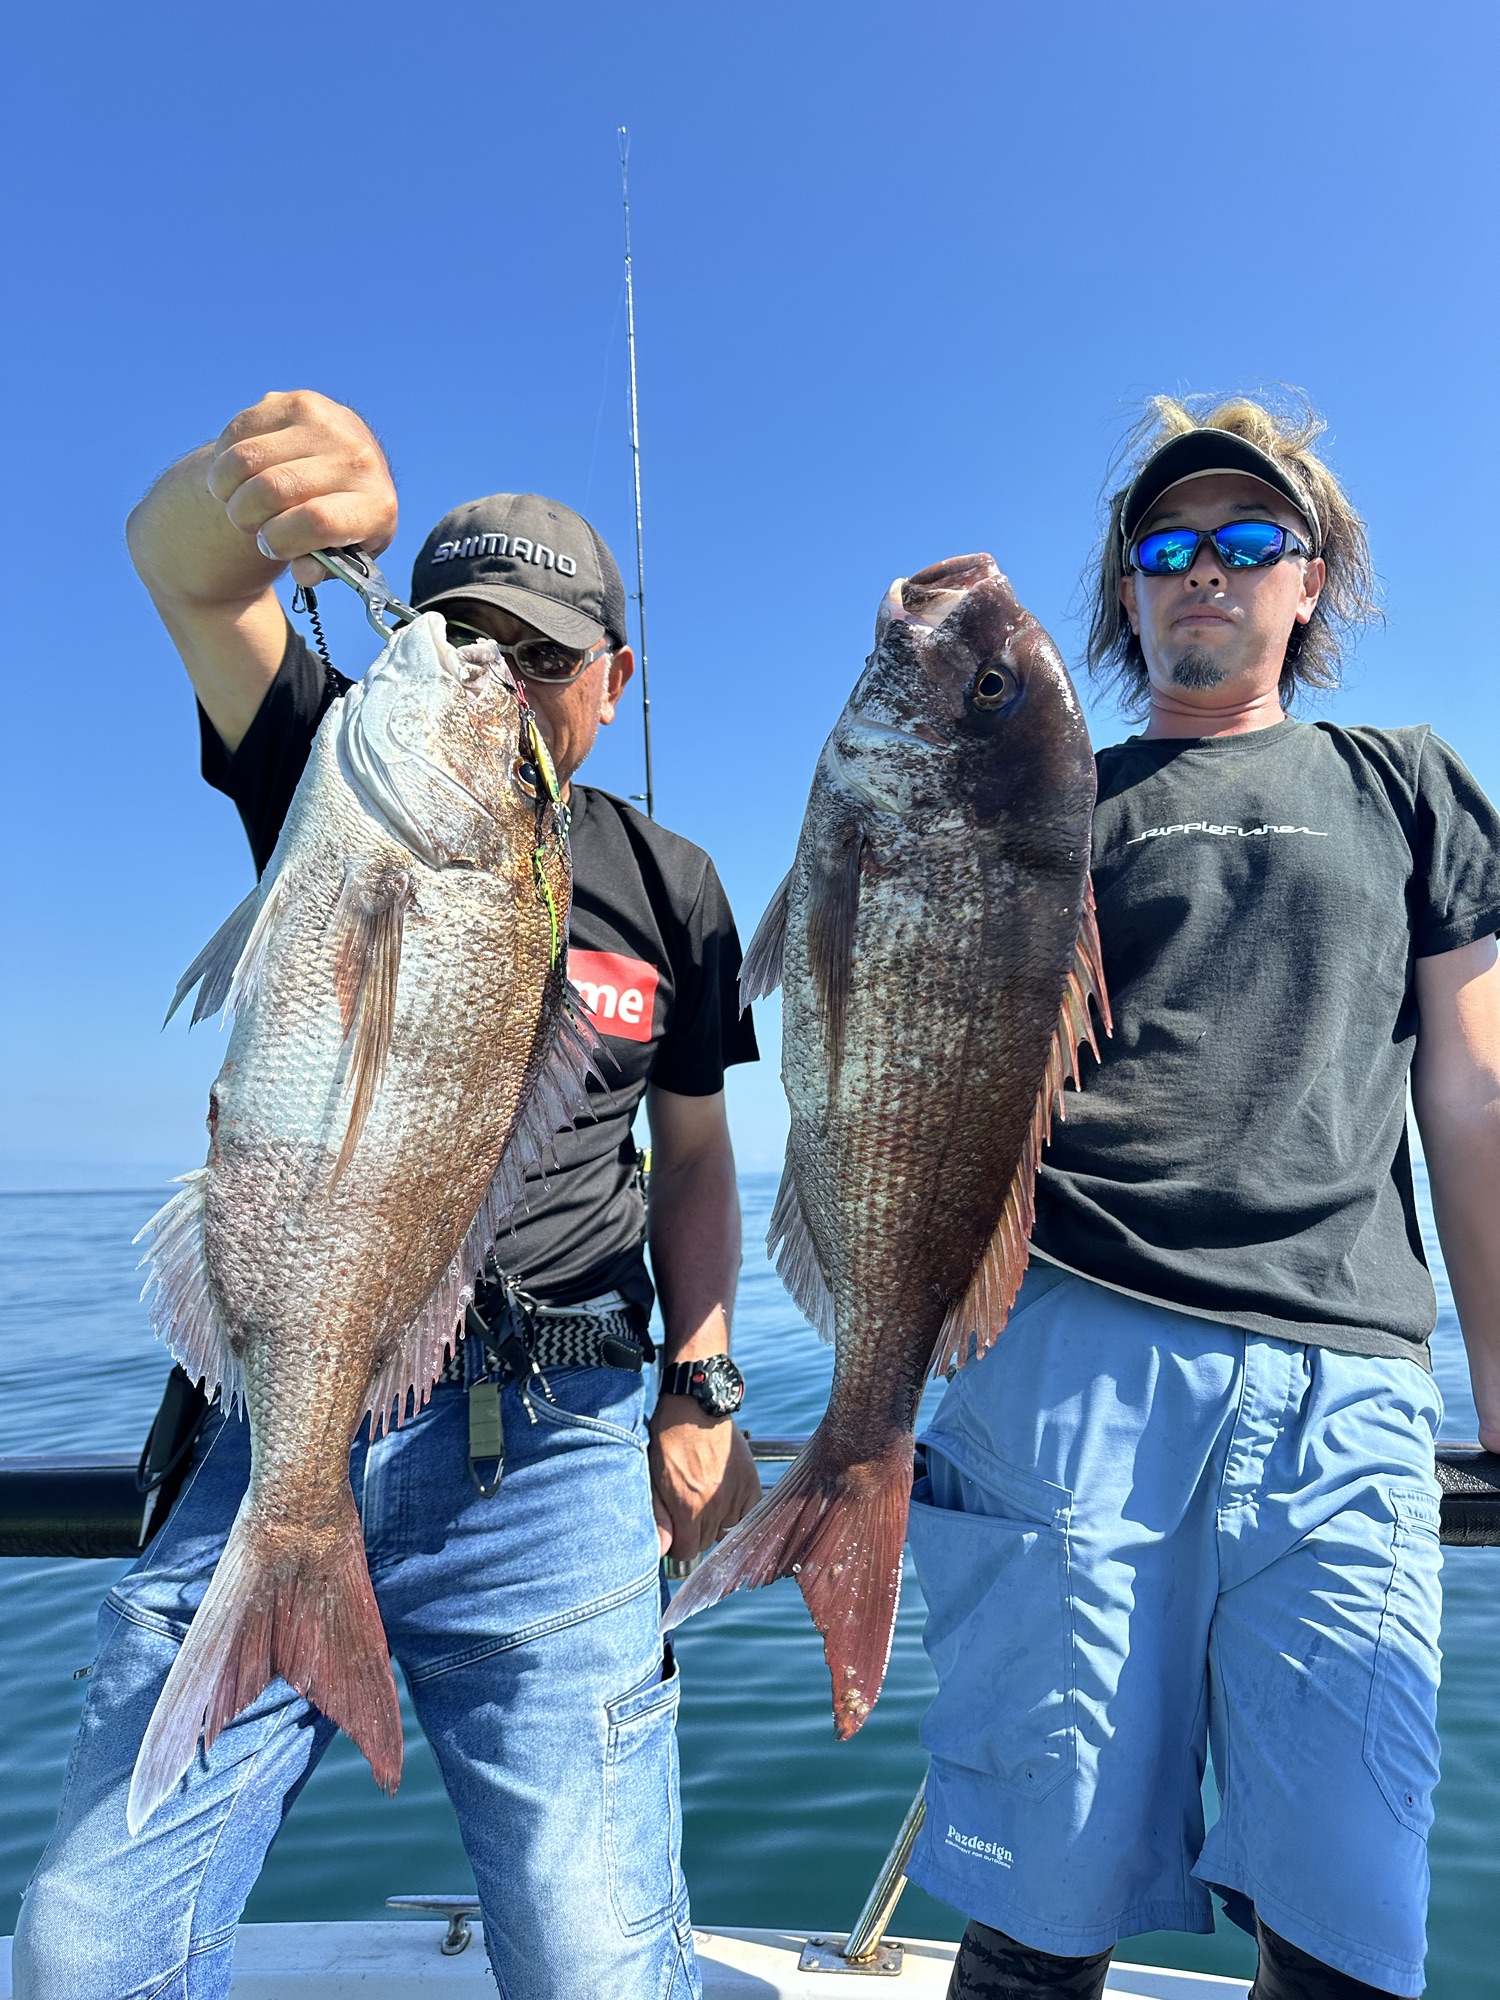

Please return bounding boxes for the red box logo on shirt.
[569,949,659,1044]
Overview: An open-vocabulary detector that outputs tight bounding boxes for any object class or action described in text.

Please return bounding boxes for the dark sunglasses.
[1129,520,1312,576]
[445,618,612,684]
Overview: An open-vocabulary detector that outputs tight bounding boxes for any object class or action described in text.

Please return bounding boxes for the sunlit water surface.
[1,1174,1496,1991]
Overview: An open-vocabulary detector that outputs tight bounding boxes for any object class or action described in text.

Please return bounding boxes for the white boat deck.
[1,1920,1249,1995]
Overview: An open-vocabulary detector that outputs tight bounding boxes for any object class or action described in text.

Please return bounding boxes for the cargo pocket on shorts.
[907,1436,1076,1801]
[604,1651,682,1935]
[1363,1484,1442,1835]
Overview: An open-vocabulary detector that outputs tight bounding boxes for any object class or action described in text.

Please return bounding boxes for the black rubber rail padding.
[3,1443,1500,1558]
[1432,1445,1500,1548]
[0,1455,146,1559]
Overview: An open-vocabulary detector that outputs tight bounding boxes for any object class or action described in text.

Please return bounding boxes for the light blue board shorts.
[905,1261,1443,1997]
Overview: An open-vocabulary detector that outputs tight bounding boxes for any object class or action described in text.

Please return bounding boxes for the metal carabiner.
[310,546,421,640]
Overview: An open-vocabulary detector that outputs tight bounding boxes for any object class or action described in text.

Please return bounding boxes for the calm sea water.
[2,1175,1497,1990]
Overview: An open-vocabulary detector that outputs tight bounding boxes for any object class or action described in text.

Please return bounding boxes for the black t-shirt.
[199,625,758,1313]
[1032,720,1500,1362]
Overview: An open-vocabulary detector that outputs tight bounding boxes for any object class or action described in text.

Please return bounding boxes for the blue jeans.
[905,1263,1443,1997]
[13,1367,699,2000]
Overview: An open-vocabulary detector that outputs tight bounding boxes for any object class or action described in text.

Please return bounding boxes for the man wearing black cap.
[903,397,1500,1999]
[13,391,759,2000]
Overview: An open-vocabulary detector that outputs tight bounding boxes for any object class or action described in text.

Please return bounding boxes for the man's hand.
[642,1085,760,1556]
[648,1399,761,1560]
[127,390,397,752]
[206,390,397,590]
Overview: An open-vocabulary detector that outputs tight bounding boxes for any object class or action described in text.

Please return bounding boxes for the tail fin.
[663,1428,912,1739]
[127,1489,402,1834]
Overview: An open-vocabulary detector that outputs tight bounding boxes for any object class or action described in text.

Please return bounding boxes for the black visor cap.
[1121,430,1321,554]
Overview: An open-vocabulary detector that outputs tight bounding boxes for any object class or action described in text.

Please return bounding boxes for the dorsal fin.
[330,867,415,1186]
[931,879,1111,1376]
[359,977,604,1437]
[740,869,792,1010]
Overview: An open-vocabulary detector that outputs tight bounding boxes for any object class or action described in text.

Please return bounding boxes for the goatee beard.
[1170,648,1227,691]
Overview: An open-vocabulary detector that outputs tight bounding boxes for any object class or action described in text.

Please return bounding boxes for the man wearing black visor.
[904,397,1500,1999]
[14,391,760,2000]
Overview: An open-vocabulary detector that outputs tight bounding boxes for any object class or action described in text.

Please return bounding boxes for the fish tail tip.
[127,1503,402,1830]
[126,1701,205,1836]
[665,1431,913,1735]
[833,1694,873,1741]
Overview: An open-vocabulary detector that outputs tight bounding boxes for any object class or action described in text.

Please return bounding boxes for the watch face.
[696,1355,745,1417]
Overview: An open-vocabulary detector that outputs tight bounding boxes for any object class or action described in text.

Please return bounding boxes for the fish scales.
[127,614,590,1832]
[665,554,1109,1735]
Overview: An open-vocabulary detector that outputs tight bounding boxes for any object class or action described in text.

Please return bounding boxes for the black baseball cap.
[410,493,629,650]
[1121,430,1322,554]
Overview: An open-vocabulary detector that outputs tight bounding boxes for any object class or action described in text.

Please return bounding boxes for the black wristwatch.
[659,1354,745,1419]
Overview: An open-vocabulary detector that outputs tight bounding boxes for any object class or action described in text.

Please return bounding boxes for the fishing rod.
[618,125,656,822]
[297,135,659,828]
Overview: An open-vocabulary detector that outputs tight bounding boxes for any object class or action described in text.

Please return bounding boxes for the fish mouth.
[882,553,1006,635]
[907,553,1002,599]
[841,714,944,753]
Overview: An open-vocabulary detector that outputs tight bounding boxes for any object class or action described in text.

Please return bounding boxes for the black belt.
[439,1289,654,1385]
[445,1284,654,1497]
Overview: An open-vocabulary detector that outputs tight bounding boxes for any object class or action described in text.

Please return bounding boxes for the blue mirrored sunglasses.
[1129,520,1312,576]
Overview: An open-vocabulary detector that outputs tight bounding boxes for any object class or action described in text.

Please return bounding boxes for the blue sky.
[3,2,1496,1186]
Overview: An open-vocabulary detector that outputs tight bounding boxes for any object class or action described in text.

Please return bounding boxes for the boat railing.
[2,1430,1499,1559]
[3,1431,1497,1975]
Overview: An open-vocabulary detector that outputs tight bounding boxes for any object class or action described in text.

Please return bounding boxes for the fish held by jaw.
[127,614,597,1832]
[664,555,1110,1737]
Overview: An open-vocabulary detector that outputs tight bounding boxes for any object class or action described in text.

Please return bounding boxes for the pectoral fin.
[330,867,414,1185]
[806,825,867,1081]
[932,878,1112,1376]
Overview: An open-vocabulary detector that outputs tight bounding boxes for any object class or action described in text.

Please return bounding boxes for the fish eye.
[970,665,1015,710]
[511,755,539,797]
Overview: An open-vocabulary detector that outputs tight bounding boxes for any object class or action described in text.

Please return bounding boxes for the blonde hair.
[1086,391,1380,714]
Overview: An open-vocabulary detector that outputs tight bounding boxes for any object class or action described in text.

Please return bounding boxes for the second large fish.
[665,555,1109,1733]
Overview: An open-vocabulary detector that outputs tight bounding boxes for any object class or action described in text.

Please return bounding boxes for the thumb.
[653,1488,674,1556]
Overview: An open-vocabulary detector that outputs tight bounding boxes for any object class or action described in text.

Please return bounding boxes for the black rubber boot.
[1251,1917,1415,1999]
[946,1918,1114,1999]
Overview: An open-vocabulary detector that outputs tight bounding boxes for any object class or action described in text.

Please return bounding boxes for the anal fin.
[932,878,1112,1376]
[330,867,414,1186]
[767,1151,835,1342]
[134,1169,246,1412]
